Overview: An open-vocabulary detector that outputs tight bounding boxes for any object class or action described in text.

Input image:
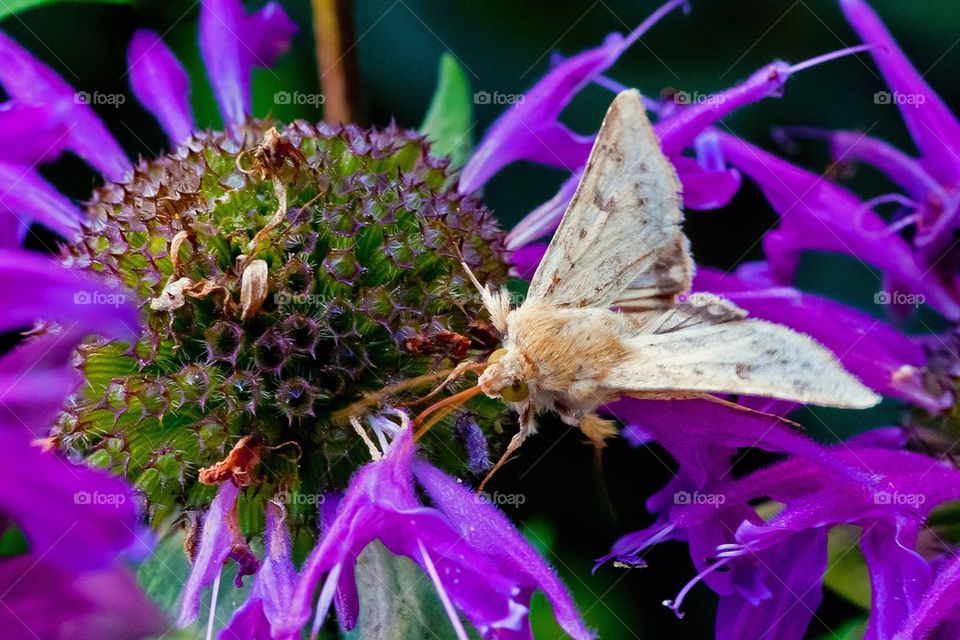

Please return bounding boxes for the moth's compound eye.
[499,380,529,402]
[487,348,508,364]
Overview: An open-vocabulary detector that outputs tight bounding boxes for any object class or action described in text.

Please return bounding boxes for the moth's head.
[478,347,530,404]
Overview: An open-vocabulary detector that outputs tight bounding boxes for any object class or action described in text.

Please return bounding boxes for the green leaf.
[823,525,871,610]
[344,541,459,640]
[0,527,28,558]
[0,0,132,21]
[821,617,867,640]
[420,53,474,169]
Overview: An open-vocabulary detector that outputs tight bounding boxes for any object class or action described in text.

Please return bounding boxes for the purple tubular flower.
[0,30,130,181]
[0,554,165,639]
[807,128,960,253]
[714,529,828,640]
[199,0,297,129]
[414,460,592,639]
[655,61,793,155]
[611,435,960,639]
[318,491,359,631]
[493,44,868,256]
[219,501,297,640]
[597,395,871,600]
[459,0,690,195]
[695,264,946,410]
[839,0,960,185]
[280,424,592,640]
[127,29,195,144]
[178,480,257,627]
[716,130,960,319]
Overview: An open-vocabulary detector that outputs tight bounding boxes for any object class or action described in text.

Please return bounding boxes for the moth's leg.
[579,413,618,448]
[478,404,535,493]
[579,412,619,521]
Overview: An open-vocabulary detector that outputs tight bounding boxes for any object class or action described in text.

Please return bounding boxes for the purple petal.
[730,449,960,554]
[695,265,944,410]
[218,597,273,640]
[221,500,297,640]
[318,491,359,631]
[840,0,960,184]
[801,127,958,251]
[0,162,84,240]
[127,30,195,144]
[656,62,792,156]
[0,248,139,337]
[510,242,547,280]
[0,102,71,164]
[0,555,165,640]
[0,427,145,572]
[672,156,742,210]
[860,521,931,640]
[245,2,298,65]
[896,553,960,639]
[717,131,960,319]
[0,30,130,181]
[793,128,940,202]
[459,0,688,194]
[260,501,297,635]
[715,529,827,640]
[414,461,594,640]
[604,397,870,488]
[0,328,84,437]
[177,480,240,627]
[200,0,297,129]
[282,430,423,633]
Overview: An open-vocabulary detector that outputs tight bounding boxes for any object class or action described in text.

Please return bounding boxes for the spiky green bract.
[57,120,509,529]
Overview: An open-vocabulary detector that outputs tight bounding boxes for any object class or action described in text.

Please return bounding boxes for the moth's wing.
[526,89,690,309]
[605,293,881,409]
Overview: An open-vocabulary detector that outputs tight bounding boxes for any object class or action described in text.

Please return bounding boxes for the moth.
[419,89,879,488]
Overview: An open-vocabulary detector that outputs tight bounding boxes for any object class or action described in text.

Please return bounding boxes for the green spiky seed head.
[56,120,510,527]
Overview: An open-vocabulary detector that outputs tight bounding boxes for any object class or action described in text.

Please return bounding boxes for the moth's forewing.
[525,89,690,310]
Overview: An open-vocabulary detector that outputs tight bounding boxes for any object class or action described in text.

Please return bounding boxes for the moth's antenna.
[413,385,484,441]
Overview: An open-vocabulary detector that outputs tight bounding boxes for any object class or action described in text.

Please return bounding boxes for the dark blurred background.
[5,1,959,637]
